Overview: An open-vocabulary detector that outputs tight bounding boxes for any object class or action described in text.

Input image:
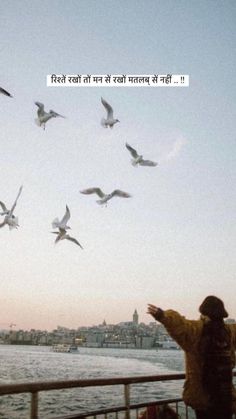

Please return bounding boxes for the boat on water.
[157,340,180,350]
[51,344,78,353]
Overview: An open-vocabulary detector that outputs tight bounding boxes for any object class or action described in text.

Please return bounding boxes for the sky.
[0,0,235,331]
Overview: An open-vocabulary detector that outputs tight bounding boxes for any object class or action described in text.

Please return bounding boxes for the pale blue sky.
[0,0,235,330]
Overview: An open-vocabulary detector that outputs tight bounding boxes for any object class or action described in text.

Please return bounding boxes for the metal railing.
[0,372,235,419]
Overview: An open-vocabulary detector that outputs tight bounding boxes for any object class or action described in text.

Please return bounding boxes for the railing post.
[31,391,38,419]
[124,383,130,419]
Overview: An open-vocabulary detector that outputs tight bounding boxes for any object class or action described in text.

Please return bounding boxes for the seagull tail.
[131,160,138,167]
[9,224,18,230]
[96,199,104,205]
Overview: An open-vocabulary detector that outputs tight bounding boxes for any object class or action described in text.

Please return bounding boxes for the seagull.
[0,87,13,98]
[101,97,120,128]
[52,205,71,230]
[35,101,65,130]
[0,185,23,230]
[51,228,83,249]
[125,143,158,167]
[51,206,83,248]
[80,188,131,205]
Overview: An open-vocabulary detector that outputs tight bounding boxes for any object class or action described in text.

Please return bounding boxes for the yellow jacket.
[159,310,236,410]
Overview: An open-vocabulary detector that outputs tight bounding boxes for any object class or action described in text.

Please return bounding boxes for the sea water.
[0,345,186,418]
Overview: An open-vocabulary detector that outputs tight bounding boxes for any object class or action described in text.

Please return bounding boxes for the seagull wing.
[52,218,60,229]
[54,233,62,244]
[0,201,8,213]
[0,87,13,98]
[66,235,83,249]
[125,143,139,158]
[9,185,23,216]
[111,190,132,198]
[61,205,70,226]
[35,102,45,117]
[101,97,113,119]
[49,110,66,118]
[0,220,6,228]
[139,160,158,167]
[80,188,105,198]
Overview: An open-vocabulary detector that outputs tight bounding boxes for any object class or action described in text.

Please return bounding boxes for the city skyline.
[2,317,236,334]
[1,309,142,332]
[1,1,236,330]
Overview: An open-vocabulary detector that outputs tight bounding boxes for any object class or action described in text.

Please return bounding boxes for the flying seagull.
[52,205,71,230]
[0,185,23,230]
[51,206,83,248]
[35,101,65,130]
[51,228,83,249]
[0,87,13,98]
[101,97,120,128]
[126,143,158,167]
[80,188,131,205]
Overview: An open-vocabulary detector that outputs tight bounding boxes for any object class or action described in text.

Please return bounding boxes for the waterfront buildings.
[2,310,234,349]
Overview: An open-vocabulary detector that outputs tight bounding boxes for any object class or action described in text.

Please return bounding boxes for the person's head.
[199,295,228,320]
[139,404,179,419]
[156,404,179,419]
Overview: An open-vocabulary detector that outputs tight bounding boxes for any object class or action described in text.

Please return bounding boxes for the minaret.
[133,309,138,325]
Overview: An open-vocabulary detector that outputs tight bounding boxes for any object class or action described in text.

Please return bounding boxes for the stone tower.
[133,309,138,325]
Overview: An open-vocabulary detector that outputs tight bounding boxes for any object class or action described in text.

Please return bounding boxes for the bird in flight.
[52,205,71,230]
[80,188,131,206]
[0,87,13,98]
[125,143,158,167]
[35,101,65,130]
[51,206,83,249]
[0,185,23,230]
[101,97,120,128]
[51,228,83,249]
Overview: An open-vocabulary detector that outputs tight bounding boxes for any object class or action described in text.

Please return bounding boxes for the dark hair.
[199,295,228,320]
[157,404,179,419]
[139,404,179,419]
[199,318,232,407]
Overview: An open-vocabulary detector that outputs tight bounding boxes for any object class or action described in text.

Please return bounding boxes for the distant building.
[86,330,105,347]
[136,336,154,349]
[118,321,134,328]
[4,308,177,348]
[133,309,138,325]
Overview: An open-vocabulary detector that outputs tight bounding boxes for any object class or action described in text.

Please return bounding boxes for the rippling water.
[0,345,186,418]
